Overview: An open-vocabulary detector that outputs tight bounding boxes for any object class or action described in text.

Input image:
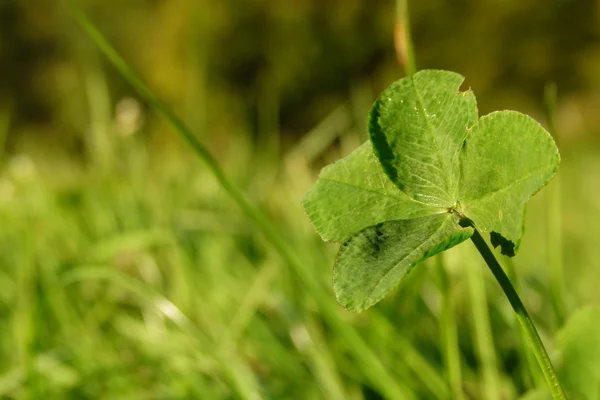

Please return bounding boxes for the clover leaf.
[303,70,559,312]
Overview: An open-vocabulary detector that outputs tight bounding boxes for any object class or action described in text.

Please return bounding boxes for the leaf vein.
[319,177,433,208]
[366,216,455,299]
[463,166,551,204]
[410,78,452,200]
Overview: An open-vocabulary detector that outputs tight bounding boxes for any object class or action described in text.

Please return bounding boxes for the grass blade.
[544,82,565,327]
[436,254,465,400]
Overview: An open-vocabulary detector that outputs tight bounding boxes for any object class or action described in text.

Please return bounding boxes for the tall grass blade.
[466,248,502,400]
[544,82,565,327]
[395,0,417,75]
[436,254,465,400]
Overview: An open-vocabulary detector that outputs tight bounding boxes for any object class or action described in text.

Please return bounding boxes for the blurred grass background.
[1,0,600,398]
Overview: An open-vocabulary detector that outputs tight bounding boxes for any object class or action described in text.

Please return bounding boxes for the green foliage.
[304,70,559,312]
[558,307,600,399]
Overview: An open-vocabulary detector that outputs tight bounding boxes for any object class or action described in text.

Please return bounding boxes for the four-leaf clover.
[303,70,559,312]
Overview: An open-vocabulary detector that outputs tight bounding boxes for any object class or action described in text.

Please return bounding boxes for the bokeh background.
[1,1,600,398]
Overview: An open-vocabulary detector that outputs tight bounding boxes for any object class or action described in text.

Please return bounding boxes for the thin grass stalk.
[395,0,417,75]
[544,82,565,327]
[504,257,544,389]
[465,246,502,400]
[82,54,113,173]
[435,254,465,400]
[298,319,349,400]
[369,312,451,399]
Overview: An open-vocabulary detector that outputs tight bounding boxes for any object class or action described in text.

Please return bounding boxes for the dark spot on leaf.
[368,223,386,252]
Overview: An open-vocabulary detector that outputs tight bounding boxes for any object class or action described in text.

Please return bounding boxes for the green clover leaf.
[303,70,559,312]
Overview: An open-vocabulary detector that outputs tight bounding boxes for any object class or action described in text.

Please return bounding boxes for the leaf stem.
[469,229,567,399]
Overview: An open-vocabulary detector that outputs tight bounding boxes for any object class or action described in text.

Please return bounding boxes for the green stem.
[469,229,567,399]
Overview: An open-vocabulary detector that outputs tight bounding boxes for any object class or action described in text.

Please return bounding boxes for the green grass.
[2,82,600,400]
[2,5,600,400]
[1,115,599,398]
